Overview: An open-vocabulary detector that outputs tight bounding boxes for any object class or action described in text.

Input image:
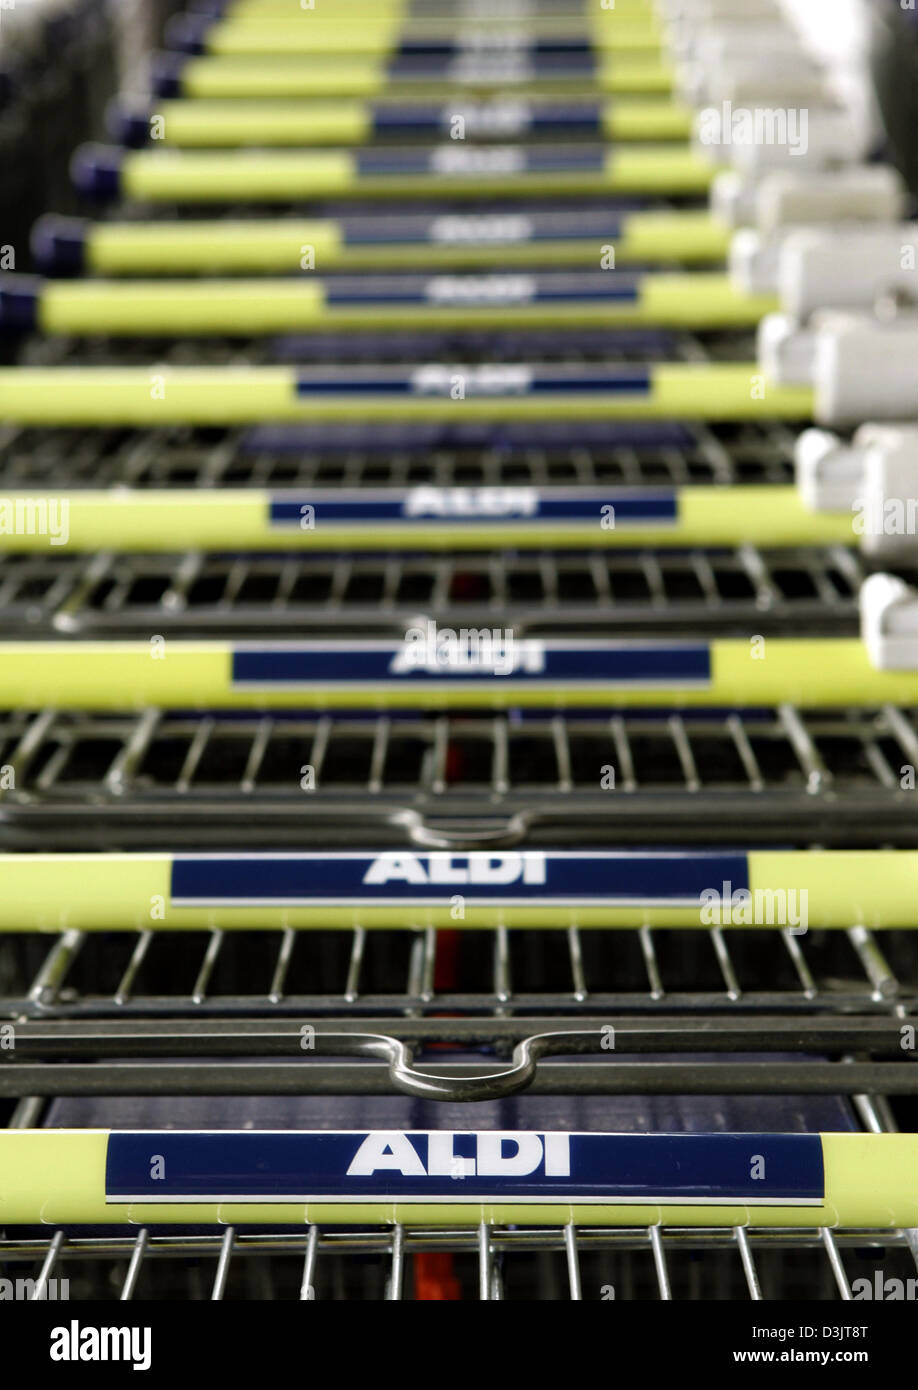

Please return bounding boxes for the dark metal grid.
[0,410,799,490]
[12,321,756,366]
[14,333,701,367]
[0,423,797,488]
[2,1220,913,1302]
[5,1019,918,1099]
[0,704,914,847]
[106,191,716,225]
[0,543,861,635]
[1,907,917,1017]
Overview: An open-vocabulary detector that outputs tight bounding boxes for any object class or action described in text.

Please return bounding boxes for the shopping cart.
[2,0,918,1308]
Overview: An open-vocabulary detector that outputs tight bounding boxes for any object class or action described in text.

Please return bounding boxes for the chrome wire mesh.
[0,544,864,635]
[2,911,917,1017]
[3,13,917,1308]
[4,1221,918,1302]
[0,704,914,851]
[0,387,861,639]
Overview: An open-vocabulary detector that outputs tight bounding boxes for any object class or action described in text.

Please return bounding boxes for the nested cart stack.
[2,0,918,1301]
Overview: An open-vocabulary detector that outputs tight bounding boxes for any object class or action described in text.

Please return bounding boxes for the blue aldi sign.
[106,1131,825,1207]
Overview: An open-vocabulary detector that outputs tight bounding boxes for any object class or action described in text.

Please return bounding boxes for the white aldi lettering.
[362,851,546,886]
[404,486,539,517]
[347,1131,571,1178]
[429,213,533,244]
[430,145,527,177]
[424,274,536,305]
[446,101,532,138]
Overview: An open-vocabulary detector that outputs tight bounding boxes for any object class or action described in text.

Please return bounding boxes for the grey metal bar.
[565,1223,582,1301]
[30,1230,66,1302]
[211,1228,235,1301]
[735,1226,762,1301]
[301,1225,319,1301]
[388,1226,406,1301]
[649,1226,672,1301]
[120,1229,150,1302]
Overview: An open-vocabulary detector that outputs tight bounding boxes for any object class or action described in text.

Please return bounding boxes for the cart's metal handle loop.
[0,1025,605,1103]
[394,808,532,850]
[357,1029,606,1102]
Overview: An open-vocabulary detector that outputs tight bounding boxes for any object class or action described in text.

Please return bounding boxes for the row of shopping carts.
[3,0,918,1305]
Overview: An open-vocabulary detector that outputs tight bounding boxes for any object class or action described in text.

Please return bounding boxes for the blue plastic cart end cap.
[30,216,88,275]
[0,277,41,332]
[107,98,152,149]
[164,12,216,55]
[70,144,123,201]
[149,51,189,99]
